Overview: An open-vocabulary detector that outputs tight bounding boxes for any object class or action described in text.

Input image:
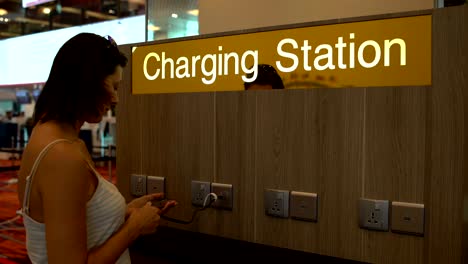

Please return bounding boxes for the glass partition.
[146,0,199,41]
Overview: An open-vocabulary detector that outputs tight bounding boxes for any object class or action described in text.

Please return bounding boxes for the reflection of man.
[244,64,285,90]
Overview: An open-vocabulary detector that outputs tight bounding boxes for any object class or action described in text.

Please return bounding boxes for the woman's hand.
[126,193,178,218]
[127,202,161,236]
[126,193,164,216]
[127,197,178,236]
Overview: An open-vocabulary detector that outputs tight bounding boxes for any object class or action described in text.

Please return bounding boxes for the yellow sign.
[132,15,431,94]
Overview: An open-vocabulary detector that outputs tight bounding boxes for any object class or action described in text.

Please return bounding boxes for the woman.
[17,33,176,264]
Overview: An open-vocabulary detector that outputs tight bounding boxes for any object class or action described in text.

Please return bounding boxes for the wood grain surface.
[116,5,468,263]
[426,5,467,264]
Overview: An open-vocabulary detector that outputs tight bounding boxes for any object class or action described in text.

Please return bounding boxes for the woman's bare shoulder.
[32,139,91,193]
[24,137,81,161]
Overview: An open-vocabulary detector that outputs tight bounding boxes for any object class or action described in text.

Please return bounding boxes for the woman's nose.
[111,92,118,105]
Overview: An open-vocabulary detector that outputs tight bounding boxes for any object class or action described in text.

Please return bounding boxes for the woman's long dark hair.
[34,33,127,126]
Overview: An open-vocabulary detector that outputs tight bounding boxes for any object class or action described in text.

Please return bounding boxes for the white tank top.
[21,139,131,264]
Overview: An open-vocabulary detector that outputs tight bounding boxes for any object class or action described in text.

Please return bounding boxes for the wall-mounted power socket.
[191,180,211,207]
[146,176,165,196]
[211,182,233,210]
[130,174,147,196]
[391,201,424,236]
[359,198,389,231]
[290,191,318,222]
[264,189,289,218]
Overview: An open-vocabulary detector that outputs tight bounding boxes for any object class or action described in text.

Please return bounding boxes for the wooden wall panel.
[116,6,468,263]
[214,92,256,241]
[456,6,468,264]
[288,90,321,253]
[139,93,216,233]
[427,6,467,264]
[254,88,364,261]
[315,88,365,261]
[117,45,143,200]
[363,87,427,263]
[254,90,313,250]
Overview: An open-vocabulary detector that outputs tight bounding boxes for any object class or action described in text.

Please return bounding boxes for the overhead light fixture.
[147,24,161,31]
[4,18,8,22]
[42,7,51,14]
[0,17,3,22]
[0,9,8,16]
[171,13,178,18]
[187,9,199,16]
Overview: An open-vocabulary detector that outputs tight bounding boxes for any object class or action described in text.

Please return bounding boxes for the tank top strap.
[22,139,74,215]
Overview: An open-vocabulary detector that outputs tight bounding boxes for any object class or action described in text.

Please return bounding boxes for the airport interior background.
[0,0,200,262]
[0,0,468,263]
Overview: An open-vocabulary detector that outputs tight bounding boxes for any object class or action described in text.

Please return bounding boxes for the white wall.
[0,15,145,86]
[199,0,434,34]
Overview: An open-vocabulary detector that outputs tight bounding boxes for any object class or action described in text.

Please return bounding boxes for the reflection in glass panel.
[147,0,198,41]
[0,0,145,40]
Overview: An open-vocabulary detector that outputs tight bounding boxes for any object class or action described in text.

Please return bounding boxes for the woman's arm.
[39,144,163,264]
[86,203,161,264]
[40,145,94,264]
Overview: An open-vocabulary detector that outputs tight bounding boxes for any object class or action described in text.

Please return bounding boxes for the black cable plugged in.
[160,193,218,225]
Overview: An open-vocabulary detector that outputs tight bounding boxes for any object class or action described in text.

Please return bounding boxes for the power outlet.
[391,201,424,236]
[359,198,389,231]
[130,174,147,196]
[290,191,318,222]
[146,176,165,196]
[191,180,211,207]
[264,189,289,218]
[211,182,233,210]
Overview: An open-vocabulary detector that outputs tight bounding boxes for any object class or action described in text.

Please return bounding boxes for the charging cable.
[160,193,218,225]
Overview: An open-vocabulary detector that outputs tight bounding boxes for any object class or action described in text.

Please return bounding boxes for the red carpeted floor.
[0,160,116,264]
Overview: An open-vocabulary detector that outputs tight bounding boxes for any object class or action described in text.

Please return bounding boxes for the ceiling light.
[147,24,161,31]
[0,9,8,16]
[0,17,4,22]
[187,9,199,16]
[4,18,8,22]
[43,8,51,15]
[108,9,115,14]
[171,13,178,18]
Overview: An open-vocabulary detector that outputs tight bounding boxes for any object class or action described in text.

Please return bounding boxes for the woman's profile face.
[105,65,123,107]
[86,65,123,123]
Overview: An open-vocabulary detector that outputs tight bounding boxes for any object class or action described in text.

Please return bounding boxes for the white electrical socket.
[211,182,233,210]
[191,180,211,207]
[359,198,389,231]
[264,189,290,218]
[290,191,318,222]
[391,201,424,235]
[130,174,147,196]
[146,176,165,196]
